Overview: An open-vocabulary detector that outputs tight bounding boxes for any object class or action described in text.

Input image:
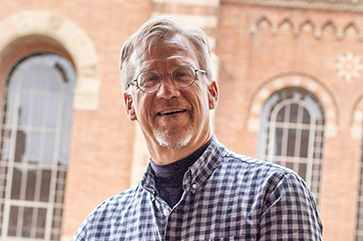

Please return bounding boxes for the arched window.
[0,54,75,240]
[258,88,325,203]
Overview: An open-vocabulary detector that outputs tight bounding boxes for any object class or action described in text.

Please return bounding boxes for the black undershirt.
[150,139,211,207]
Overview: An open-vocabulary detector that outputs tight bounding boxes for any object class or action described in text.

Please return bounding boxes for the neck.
[147,132,212,165]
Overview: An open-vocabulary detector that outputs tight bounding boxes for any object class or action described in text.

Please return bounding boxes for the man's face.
[124,34,218,150]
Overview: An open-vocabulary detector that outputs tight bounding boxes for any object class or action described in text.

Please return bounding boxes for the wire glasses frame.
[128,65,207,93]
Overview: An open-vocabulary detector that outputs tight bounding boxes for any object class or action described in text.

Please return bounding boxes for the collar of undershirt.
[150,138,212,183]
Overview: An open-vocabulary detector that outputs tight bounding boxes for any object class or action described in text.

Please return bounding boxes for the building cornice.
[222,0,363,13]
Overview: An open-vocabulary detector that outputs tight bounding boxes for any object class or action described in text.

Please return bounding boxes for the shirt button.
[192,184,197,190]
[163,209,170,216]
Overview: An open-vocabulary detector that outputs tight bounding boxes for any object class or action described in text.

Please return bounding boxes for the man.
[72,16,322,240]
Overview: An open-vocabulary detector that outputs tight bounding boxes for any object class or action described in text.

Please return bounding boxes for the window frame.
[258,88,325,204]
[0,53,75,240]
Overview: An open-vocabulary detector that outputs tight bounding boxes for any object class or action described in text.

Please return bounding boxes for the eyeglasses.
[128,65,207,93]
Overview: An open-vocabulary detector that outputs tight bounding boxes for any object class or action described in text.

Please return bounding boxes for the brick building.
[0,0,362,240]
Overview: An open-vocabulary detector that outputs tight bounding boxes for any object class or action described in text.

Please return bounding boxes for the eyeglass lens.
[137,66,195,92]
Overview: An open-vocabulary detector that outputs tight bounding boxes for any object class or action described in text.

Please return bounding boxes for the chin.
[154,131,193,149]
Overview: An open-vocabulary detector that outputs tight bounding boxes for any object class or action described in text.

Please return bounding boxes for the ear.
[207,81,219,110]
[123,92,137,121]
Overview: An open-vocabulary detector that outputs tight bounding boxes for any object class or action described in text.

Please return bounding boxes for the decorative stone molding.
[250,15,363,41]
[248,74,338,137]
[0,10,100,110]
[336,52,363,82]
[222,0,363,13]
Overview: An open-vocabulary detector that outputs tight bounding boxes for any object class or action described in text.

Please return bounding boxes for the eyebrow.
[140,62,195,73]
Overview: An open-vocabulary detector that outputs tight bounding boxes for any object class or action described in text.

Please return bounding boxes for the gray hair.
[120,16,214,91]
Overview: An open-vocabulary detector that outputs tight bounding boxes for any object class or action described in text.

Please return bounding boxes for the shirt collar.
[141,135,227,194]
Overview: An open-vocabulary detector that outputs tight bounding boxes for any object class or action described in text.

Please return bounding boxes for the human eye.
[139,71,160,88]
[172,67,194,85]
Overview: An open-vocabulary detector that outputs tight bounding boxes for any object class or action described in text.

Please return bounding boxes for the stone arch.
[0,10,100,110]
[278,18,294,32]
[250,16,272,34]
[248,73,338,137]
[300,19,316,35]
[351,96,363,140]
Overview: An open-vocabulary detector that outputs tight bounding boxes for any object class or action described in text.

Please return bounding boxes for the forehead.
[136,34,199,71]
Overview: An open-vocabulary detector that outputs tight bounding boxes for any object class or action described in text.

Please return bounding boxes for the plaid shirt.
[72,135,322,240]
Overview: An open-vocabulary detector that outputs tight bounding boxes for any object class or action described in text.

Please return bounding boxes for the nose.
[156,74,181,99]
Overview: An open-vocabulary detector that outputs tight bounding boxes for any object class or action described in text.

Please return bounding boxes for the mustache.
[155,98,186,108]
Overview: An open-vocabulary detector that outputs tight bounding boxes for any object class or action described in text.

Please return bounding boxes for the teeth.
[160,109,184,115]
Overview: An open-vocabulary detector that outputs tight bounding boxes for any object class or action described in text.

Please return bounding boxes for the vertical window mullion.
[281,103,291,161]
[267,120,276,162]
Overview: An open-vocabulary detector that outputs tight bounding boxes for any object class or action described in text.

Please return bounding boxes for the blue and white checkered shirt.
[72,135,322,240]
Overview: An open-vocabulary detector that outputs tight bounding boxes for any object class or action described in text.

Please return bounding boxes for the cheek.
[189,91,210,114]
[135,96,153,120]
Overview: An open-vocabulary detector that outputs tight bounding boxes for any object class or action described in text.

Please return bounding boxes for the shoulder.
[208,136,303,189]
[222,149,293,177]
[89,185,142,219]
[72,185,144,240]
[217,148,309,194]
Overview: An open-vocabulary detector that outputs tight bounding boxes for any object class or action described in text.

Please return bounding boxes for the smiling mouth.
[158,109,187,116]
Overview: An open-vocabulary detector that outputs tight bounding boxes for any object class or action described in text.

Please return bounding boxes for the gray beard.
[154,128,193,149]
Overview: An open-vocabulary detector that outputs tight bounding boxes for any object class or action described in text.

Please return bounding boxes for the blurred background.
[0,0,362,240]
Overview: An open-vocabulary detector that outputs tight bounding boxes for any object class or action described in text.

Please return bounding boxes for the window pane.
[18,93,30,126]
[274,128,283,156]
[8,206,19,236]
[276,107,285,122]
[300,129,310,158]
[37,208,47,238]
[10,168,21,200]
[302,108,311,124]
[25,170,36,201]
[287,128,296,156]
[298,163,307,180]
[286,162,294,170]
[46,95,59,128]
[21,70,32,90]
[22,207,33,237]
[40,169,51,202]
[32,94,45,126]
[48,70,62,92]
[31,66,49,92]
[14,129,26,163]
[29,131,41,164]
[44,132,55,166]
[289,103,299,123]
